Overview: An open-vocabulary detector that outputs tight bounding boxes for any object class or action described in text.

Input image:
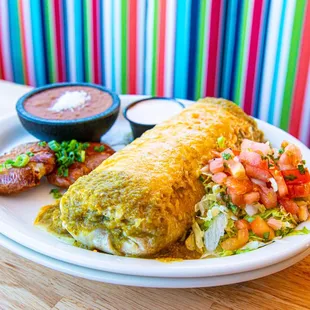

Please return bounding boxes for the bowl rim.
[123,96,185,127]
[16,82,120,125]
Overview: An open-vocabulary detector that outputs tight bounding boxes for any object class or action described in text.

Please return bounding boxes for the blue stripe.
[8,0,24,84]
[75,0,84,82]
[268,0,286,123]
[220,0,238,99]
[30,0,46,86]
[187,0,200,100]
[253,0,271,117]
[231,0,245,101]
[173,0,192,99]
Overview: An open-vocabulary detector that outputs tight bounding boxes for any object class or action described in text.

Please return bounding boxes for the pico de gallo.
[186,137,310,257]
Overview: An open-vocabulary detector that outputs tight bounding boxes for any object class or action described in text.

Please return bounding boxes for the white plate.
[1,232,310,288]
[1,95,310,279]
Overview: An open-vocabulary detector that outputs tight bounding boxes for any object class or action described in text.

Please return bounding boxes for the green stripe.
[151,1,159,96]
[84,0,91,82]
[45,1,56,82]
[195,0,208,99]
[280,0,306,130]
[234,0,250,105]
[121,0,128,94]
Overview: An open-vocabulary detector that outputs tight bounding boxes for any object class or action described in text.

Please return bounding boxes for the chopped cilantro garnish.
[298,164,306,175]
[199,175,204,182]
[228,202,239,215]
[94,145,105,152]
[284,174,297,181]
[50,188,63,199]
[279,148,284,154]
[221,153,232,160]
[26,152,34,157]
[217,136,226,148]
[263,232,270,240]
[38,141,47,147]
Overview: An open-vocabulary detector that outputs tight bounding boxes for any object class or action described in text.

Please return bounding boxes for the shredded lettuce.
[286,226,310,236]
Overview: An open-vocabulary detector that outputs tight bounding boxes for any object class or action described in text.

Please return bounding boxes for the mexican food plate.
[1,95,310,279]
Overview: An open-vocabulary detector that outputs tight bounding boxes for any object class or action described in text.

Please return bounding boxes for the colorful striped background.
[0,0,309,145]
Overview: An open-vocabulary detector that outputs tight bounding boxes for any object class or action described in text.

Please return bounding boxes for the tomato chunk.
[258,185,277,209]
[226,177,253,195]
[239,151,268,169]
[241,139,271,155]
[279,197,299,215]
[267,218,282,230]
[221,229,249,251]
[226,160,246,179]
[251,216,275,240]
[278,144,302,170]
[212,172,227,185]
[228,189,245,206]
[244,191,260,204]
[235,219,251,230]
[245,164,271,182]
[282,169,310,185]
[287,183,310,198]
[209,158,224,174]
[269,167,288,197]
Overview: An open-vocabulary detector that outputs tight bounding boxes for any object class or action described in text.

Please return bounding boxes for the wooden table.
[1,80,310,310]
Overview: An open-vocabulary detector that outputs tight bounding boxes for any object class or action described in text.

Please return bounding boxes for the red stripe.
[243,0,264,115]
[206,0,222,97]
[289,1,310,137]
[19,2,30,85]
[54,0,64,81]
[128,0,138,94]
[92,0,101,84]
[157,0,167,96]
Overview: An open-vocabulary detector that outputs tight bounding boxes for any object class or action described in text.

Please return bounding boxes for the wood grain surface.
[1,246,310,310]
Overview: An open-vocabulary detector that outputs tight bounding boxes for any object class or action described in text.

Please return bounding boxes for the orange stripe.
[19,1,29,85]
[289,1,310,137]
[157,0,167,96]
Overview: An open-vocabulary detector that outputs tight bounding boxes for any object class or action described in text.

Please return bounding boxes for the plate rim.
[1,97,310,279]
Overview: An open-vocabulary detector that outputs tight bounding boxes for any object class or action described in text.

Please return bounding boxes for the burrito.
[56,98,263,256]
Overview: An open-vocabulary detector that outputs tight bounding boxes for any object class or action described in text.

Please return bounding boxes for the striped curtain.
[0,0,309,145]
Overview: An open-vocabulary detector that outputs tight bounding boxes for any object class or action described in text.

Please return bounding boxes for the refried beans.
[24,86,113,120]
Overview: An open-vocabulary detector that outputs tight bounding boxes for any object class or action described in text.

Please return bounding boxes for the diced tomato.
[279,197,299,215]
[251,216,275,240]
[245,164,271,182]
[235,219,251,230]
[221,229,249,251]
[228,189,245,206]
[287,183,310,198]
[278,144,302,170]
[239,151,268,169]
[269,167,288,197]
[226,160,246,179]
[241,139,271,155]
[258,185,277,209]
[267,218,283,230]
[282,169,310,185]
[209,158,224,174]
[226,176,253,195]
[297,205,309,222]
[212,172,227,185]
[244,191,260,204]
